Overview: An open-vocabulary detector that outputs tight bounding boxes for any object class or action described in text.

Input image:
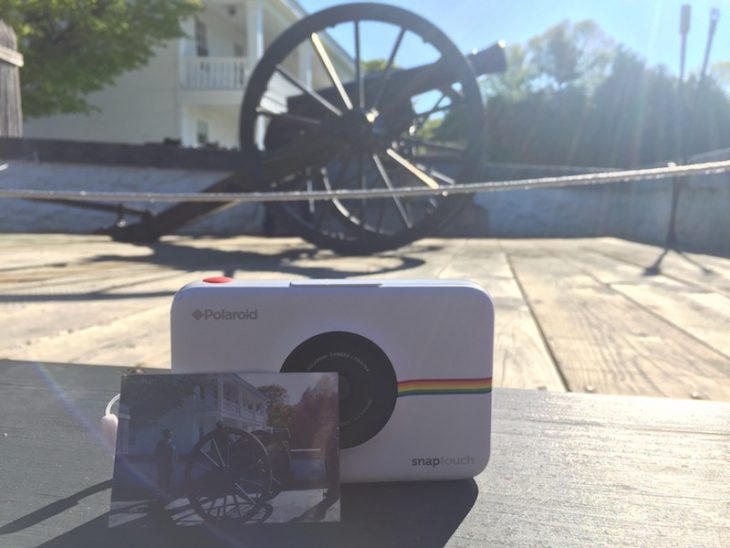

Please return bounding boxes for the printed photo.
[109,372,339,528]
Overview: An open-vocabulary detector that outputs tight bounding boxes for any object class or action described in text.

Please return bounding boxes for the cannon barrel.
[287,41,507,116]
[383,40,507,98]
[467,40,508,76]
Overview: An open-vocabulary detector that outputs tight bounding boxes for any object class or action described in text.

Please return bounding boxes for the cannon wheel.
[239,3,485,255]
[185,427,272,522]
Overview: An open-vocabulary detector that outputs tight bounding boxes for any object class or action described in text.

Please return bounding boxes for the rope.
[0,159,728,204]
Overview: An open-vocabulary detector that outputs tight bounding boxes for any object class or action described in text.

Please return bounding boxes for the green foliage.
[526,20,614,90]
[713,62,730,88]
[478,20,730,167]
[257,384,294,430]
[0,0,200,118]
[482,20,614,99]
[289,375,338,449]
[362,59,388,74]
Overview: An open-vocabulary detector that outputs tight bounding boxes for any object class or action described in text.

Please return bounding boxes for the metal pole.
[666,6,720,248]
[665,5,693,249]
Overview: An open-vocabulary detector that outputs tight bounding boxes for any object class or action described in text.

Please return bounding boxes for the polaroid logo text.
[411,455,475,468]
[193,309,258,320]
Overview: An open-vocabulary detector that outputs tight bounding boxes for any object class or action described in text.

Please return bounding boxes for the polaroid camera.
[171,279,494,483]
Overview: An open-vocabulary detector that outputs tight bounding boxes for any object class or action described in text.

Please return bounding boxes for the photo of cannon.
[184,426,293,522]
[102,3,506,254]
[109,372,340,528]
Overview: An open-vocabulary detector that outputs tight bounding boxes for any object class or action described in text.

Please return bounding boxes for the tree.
[482,20,614,99]
[0,0,200,118]
[257,384,294,430]
[480,21,730,168]
[289,376,338,449]
[712,62,730,89]
[526,20,614,91]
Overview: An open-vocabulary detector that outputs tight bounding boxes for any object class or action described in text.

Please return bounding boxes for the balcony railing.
[182,57,250,89]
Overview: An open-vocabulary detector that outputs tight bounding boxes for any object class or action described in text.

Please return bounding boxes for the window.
[233,43,244,58]
[196,119,209,147]
[194,18,208,57]
[224,383,237,402]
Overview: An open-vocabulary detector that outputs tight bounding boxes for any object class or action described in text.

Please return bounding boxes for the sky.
[298,0,727,79]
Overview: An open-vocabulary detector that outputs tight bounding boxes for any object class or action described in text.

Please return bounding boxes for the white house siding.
[183,105,241,148]
[21,1,352,150]
[23,42,181,145]
[185,6,248,59]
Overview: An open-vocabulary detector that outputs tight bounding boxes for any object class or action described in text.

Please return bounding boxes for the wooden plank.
[503,243,730,400]
[595,237,730,297]
[438,239,564,391]
[1,272,194,362]
[1,360,728,547]
[0,235,156,271]
[549,242,730,361]
[1,236,467,368]
[0,44,23,67]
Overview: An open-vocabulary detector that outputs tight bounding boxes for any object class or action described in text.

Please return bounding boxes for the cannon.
[108,3,506,254]
[184,426,293,522]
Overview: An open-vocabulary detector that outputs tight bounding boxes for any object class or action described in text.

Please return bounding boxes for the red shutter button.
[202,276,233,284]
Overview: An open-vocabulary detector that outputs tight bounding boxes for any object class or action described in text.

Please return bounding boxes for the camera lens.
[281,332,397,449]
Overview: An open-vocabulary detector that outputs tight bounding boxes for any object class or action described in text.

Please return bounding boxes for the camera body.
[171,279,494,483]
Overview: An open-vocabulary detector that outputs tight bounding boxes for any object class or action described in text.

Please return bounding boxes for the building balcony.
[181,56,252,90]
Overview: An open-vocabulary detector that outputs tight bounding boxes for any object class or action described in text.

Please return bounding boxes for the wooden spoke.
[275,65,342,116]
[395,153,458,185]
[321,165,357,221]
[234,494,243,518]
[313,157,351,229]
[306,175,315,214]
[256,108,322,127]
[372,154,412,229]
[357,155,366,229]
[310,32,353,110]
[239,478,265,489]
[413,102,453,121]
[211,439,225,467]
[385,148,441,189]
[354,22,364,109]
[401,137,466,154]
[422,167,455,186]
[235,482,257,506]
[201,447,221,468]
[372,27,406,111]
[412,92,447,131]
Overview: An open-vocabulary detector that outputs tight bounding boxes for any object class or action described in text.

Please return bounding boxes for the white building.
[119,374,269,455]
[23,0,350,149]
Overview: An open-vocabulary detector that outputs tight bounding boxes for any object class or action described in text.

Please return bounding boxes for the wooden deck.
[1,234,729,401]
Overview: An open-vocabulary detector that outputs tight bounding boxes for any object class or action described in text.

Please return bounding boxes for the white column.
[246,0,264,62]
[246,0,265,148]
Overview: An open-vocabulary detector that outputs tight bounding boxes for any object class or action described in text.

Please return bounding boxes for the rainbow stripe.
[397,377,492,397]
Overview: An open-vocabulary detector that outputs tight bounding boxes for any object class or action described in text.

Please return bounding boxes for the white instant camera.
[171,279,494,483]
